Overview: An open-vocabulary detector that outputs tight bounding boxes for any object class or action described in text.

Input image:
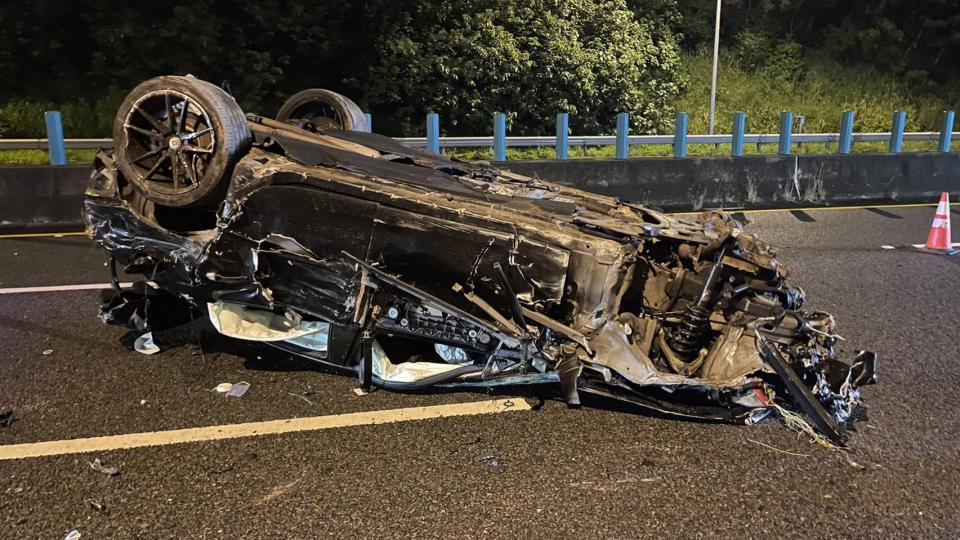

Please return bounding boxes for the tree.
[81,0,361,112]
[362,0,685,136]
[672,0,959,86]
[0,0,365,136]
[821,0,960,87]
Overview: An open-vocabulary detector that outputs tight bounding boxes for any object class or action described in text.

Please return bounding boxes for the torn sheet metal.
[84,75,878,444]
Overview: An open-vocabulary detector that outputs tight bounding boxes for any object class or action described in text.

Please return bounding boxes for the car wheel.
[276,89,367,132]
[112,75,252,208]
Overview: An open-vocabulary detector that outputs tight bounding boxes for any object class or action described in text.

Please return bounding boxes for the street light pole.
[708,0,722,135]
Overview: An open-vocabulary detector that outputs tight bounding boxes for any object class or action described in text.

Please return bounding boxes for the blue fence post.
[938,110,955,153]
[555,113,569,160]
[363,113,372,133]
[493,113,507,161]
[731,112,746,157]
[889,111,906,153]
[615,112,629,160]
[44,111,67,166]
[838,111,855,155]
[778,111,794,156]
[673,113,688,158]
[426,113,439,154]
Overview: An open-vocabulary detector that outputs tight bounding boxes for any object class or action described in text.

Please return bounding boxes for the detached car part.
[85,75,877,444]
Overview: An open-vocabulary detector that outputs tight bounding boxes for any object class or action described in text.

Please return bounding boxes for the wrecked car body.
[84,75,877,444]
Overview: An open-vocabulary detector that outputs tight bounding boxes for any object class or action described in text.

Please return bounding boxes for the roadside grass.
[2,140,946,166]
[677,51,958,134]
[0,149,98,166]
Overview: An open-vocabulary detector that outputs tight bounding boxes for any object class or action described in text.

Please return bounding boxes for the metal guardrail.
[400,132,959,148]
[1,132,957,151]
[0,138,111,150]
[5,108,956,164]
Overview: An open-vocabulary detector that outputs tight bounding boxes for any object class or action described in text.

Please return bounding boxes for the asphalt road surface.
[1,204,959,538]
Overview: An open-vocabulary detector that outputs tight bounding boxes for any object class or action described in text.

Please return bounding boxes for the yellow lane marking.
[0,398,531,460]
[0,231,86,239]
[670,202,955,216]
[0,283,133,294]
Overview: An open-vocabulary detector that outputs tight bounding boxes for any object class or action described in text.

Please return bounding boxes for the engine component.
[666,244,728,366]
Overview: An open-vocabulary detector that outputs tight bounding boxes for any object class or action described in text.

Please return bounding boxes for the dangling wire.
[769,402,839,450]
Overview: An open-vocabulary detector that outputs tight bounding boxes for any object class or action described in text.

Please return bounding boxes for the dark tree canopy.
[676,0,960,86]
[0,1,956,137]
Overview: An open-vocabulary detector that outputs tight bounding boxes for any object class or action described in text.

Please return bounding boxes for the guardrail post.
[889,111,906,153]
[426,113,440,154]
[44,111,67,166]
[939,110,955,153]
[615,112,629,160]
[731,112,746,157]
[778,111,794,156]
[494,113,507,161]
[363,113,372,133]
[673,113,688,158]
[838,111,855,155]
[556,113,569,160]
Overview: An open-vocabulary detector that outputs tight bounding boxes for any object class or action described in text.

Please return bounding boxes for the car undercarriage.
[83,75,877,446]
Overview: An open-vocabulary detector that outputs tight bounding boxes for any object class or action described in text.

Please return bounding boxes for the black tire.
[276,89,367,132]
[112,75,252,208]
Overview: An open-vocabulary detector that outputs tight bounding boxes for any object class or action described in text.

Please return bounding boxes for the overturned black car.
[84,75,876,445]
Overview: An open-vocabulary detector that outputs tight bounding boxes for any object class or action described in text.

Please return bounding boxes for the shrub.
[363,0,684,136]
[0,100,51,138]
[733,31,804,88]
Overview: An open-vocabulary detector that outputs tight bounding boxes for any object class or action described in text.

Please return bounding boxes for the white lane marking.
[0,398,531,460]
[911,242,960,248]
[0,283,135,295]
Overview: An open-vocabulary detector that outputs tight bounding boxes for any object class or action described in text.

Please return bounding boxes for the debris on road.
[84,74,878,443]
[450,436,482,454]
[747,438,810,457]
[42,349,53,355]
[474,455,503,471]
[88,458,120,477]
[570,473,659,491]
[0,409,14,427]
[85,499,105,512]
[64,530,81,540]
[225,381,250,398]
[840,452,868,470]
[214,381,251,397]
[133,332,160,355]
[286,392,314,405]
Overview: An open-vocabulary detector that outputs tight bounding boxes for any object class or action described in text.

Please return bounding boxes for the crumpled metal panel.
[82,99,878,445]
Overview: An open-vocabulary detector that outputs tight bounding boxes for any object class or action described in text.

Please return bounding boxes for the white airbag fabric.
[207,301,323,342]
[372,341,462,383]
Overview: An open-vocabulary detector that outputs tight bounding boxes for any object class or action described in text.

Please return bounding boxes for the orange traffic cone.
[920,192,958,255]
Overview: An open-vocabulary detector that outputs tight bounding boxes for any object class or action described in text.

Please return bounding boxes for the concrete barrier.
[0,166,89,232]
[496,153,960,211]
[1,153,958,231]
